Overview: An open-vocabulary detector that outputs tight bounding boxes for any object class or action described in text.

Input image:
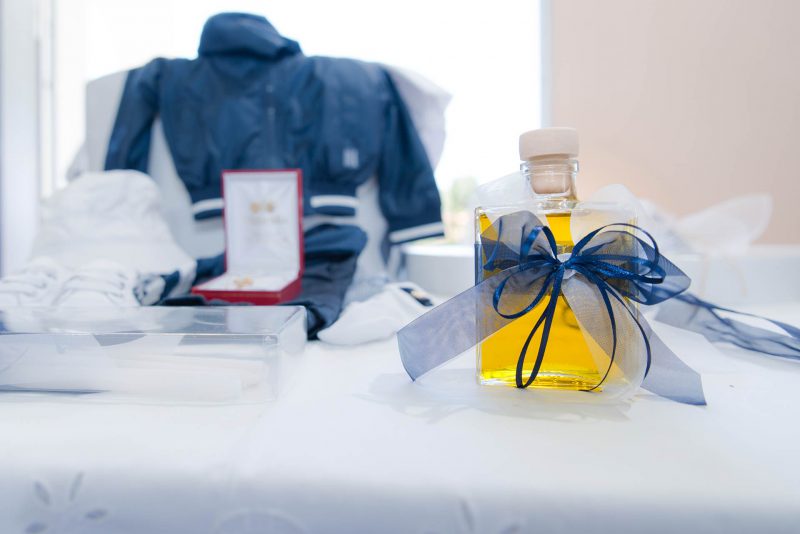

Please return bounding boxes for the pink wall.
[551,0,800,243]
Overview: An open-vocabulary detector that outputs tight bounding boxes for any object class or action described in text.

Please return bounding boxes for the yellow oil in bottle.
[477,210,606,390]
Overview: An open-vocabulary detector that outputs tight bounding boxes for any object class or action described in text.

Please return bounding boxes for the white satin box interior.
[0,306,307,403]
[192,169,304,304]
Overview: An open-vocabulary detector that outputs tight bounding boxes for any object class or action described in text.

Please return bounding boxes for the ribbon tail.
[639,314,707,406]
[398,286,477,380]
[657,292,800,359]
[398,269,517,380]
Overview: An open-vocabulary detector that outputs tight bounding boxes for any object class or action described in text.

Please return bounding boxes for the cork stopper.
[519,127,579,160]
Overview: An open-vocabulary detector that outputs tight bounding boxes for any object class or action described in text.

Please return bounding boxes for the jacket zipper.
[265,71,278,167]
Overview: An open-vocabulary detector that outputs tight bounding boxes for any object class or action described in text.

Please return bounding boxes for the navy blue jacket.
[105,13,443,245]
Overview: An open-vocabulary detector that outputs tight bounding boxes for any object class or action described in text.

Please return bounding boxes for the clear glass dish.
[0,306,306,404]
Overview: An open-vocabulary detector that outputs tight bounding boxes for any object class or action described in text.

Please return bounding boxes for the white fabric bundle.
[31,170,193,273]
[318,284,432,346]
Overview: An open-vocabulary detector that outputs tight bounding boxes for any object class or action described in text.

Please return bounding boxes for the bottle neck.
[521,155,579,201]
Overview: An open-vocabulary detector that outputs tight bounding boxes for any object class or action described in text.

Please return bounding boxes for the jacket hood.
[198,13,301,58]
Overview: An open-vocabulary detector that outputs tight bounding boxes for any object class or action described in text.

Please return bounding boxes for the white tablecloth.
[1,303,799,534]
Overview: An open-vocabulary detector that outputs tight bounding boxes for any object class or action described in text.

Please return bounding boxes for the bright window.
[47,0,543,239]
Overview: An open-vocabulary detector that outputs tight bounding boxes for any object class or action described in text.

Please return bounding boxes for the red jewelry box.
[192,169,304,304]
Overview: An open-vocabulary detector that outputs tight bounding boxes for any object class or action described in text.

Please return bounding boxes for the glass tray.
[0,306,306,404]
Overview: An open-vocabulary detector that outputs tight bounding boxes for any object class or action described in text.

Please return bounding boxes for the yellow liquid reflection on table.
[477,211,606,390]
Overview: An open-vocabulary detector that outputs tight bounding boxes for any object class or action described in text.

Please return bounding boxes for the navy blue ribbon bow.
[398,210,706,405]
[484,216,690,390]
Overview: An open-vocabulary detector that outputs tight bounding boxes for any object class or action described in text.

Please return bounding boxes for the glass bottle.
[475,128,608,390]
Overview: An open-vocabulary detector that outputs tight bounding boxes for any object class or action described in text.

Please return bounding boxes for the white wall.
[0,0,41,275]
[550,0,800,243]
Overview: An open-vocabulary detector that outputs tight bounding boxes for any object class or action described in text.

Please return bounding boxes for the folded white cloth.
[649,194,772,256]
[53,259,141,307]
[0,257,70,307]
[318,283,433,346]
[0,257,144,308]
[577,184,772,256]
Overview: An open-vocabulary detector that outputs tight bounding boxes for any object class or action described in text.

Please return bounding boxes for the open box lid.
[224,169,303,279]
[193,170,304,301]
